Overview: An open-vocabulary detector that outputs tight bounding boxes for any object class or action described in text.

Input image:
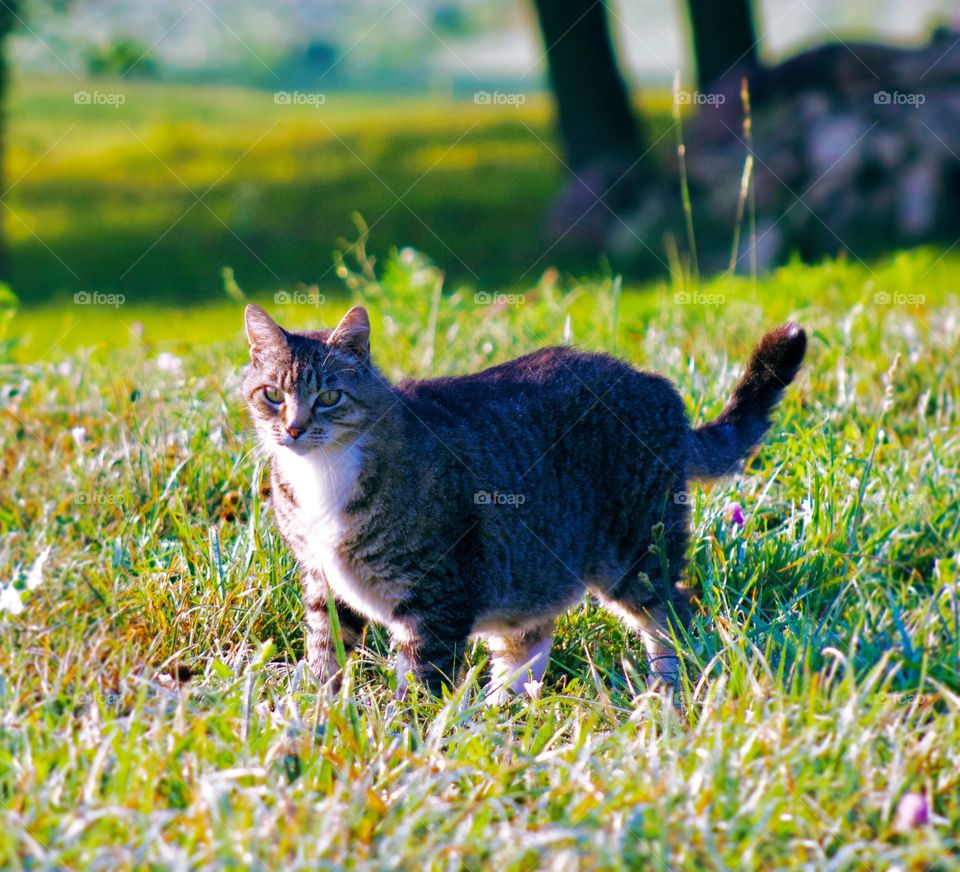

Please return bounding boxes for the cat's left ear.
[330,306,370,362]
[244,304,286,360]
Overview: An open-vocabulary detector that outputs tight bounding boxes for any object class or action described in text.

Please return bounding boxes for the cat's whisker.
[249,443,270,466]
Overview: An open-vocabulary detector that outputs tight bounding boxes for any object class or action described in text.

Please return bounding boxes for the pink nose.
[286,426,304,439]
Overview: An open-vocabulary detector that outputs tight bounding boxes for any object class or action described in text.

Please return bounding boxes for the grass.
[6,75,678,306]
[1,242,959,868]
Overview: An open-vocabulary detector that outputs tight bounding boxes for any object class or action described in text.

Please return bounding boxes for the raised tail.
[687,323,807,479]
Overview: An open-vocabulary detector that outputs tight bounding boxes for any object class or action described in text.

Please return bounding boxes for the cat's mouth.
[275,427,359,457]
[278,431,326,455]
[282,440,316,456]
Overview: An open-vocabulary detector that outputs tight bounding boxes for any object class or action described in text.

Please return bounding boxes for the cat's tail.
[687,323,807,479]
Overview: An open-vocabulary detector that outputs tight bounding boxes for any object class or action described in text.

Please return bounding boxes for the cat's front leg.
[302,570,366,689]
[393,628,469,699]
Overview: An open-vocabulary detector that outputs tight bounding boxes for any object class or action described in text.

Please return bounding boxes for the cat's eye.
[263,386,283,405]
[315,389,342,408]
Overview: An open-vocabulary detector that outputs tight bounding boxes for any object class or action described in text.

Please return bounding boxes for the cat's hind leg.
[594,561,692,692]
[603,600,689,690]
[394,630,469,699]
[484,619,555,705]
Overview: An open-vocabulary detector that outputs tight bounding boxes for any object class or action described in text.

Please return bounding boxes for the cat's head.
[241,304,389,456]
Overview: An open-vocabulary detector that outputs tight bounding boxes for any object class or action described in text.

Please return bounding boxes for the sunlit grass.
[7,76,572,305]
[1,246,959,867]
[6,76,690,307]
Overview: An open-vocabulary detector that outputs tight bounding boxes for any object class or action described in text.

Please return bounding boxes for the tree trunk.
[531,0,643,173]
[686,0,758,90]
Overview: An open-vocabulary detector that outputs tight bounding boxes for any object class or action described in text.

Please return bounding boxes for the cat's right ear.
[244,304,286,360]
[329,306,371,362]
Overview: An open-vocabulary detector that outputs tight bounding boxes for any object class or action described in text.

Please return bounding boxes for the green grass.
[2,246,960,868]
[6,75,677,306]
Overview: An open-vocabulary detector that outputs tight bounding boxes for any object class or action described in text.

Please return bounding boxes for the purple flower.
[895,792,930,831]
[724,503,746,528]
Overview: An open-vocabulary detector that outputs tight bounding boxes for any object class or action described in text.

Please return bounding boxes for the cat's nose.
[286,426,304,440]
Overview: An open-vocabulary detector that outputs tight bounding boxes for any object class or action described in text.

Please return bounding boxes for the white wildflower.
[156,352,183,373]
[26,547,50,591]
[523,679,544,700]
[0,584,24,615]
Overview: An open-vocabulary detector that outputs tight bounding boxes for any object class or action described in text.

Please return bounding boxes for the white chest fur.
[273,442,399,628]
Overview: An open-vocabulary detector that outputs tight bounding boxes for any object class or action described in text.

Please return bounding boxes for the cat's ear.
[244,304,286,359]
[329,306,370,362]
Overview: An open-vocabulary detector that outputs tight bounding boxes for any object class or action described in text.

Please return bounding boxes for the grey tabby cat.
[243,304,806,700]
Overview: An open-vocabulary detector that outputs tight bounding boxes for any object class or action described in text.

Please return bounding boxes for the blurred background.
[1,0,958,308]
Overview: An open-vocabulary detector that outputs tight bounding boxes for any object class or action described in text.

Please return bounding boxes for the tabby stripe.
[275,479,298,506]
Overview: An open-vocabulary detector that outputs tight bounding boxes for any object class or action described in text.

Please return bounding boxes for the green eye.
[315,389,342,408]
[263,386,283,404]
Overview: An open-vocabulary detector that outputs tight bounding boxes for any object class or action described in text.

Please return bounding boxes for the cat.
[242,304,806,701]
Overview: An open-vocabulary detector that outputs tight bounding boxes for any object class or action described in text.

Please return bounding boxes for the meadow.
[1,233,959,868]
[6,76,680,308]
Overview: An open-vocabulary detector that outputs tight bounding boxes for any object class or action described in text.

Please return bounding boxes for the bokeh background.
[2,0,958,311]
